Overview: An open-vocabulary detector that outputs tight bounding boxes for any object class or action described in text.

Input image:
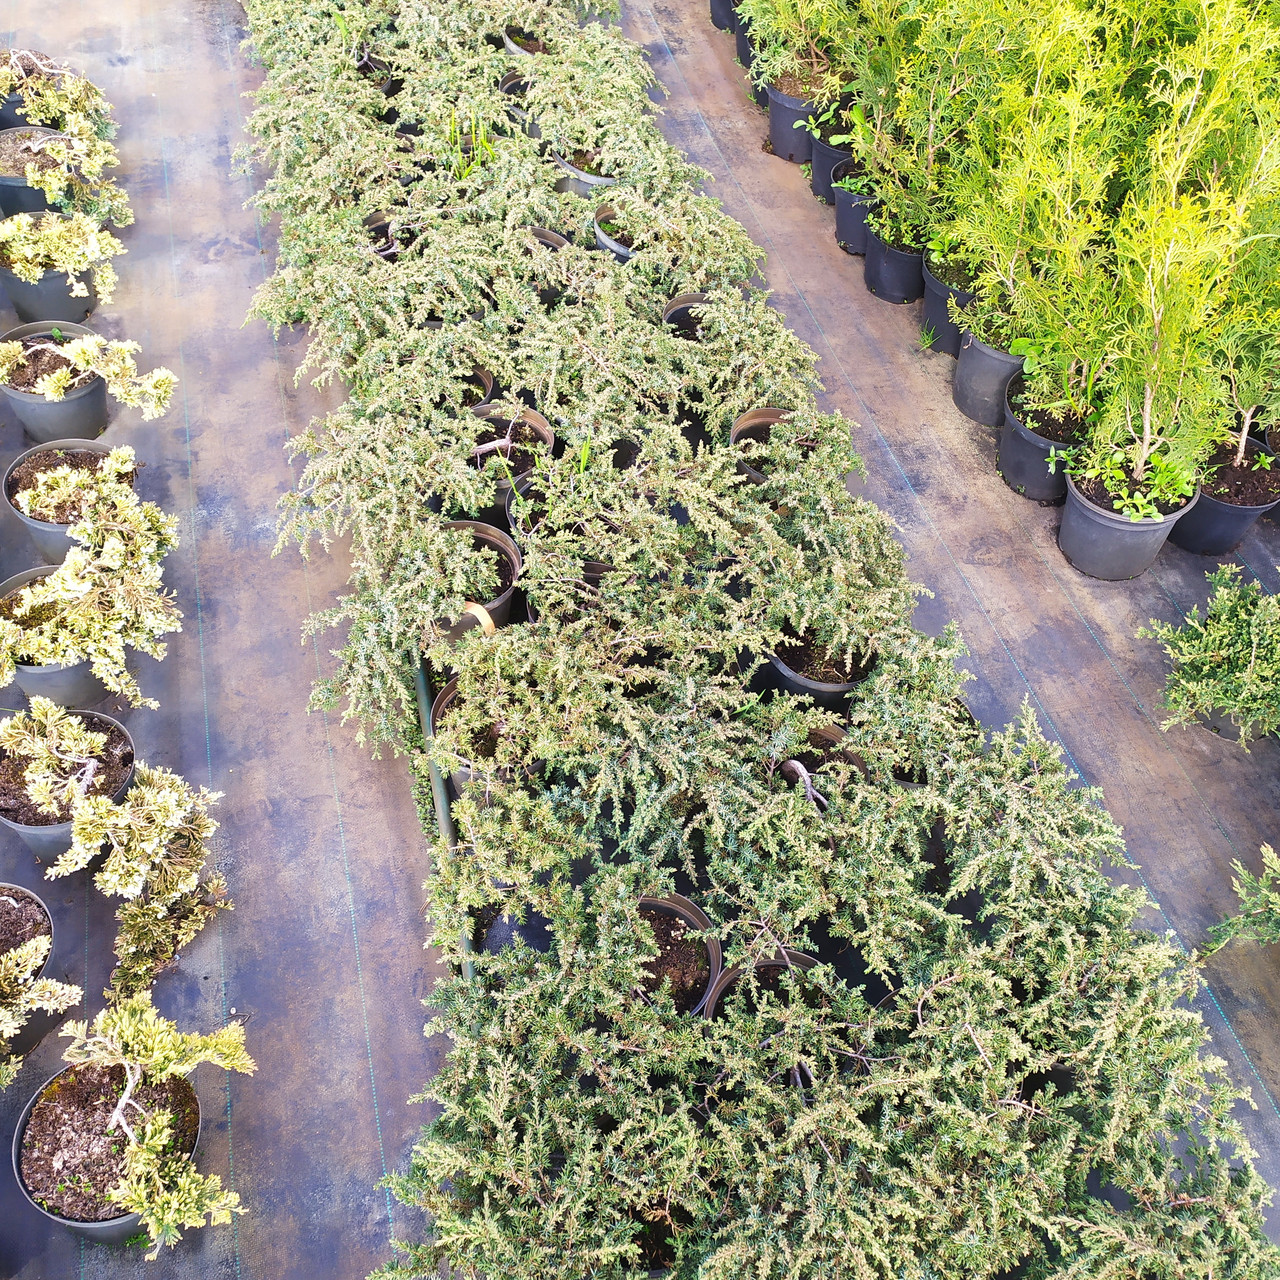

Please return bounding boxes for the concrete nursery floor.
[0,0,1276,1276]
[622,0,1280,1236]
[0,2,445,1278]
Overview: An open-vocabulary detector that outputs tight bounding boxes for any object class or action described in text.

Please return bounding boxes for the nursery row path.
[622,0,1280,1230]
[0,2,445,1278]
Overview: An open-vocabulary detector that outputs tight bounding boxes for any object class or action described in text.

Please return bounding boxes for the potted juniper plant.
[0,326,176,442]
[3,440,136,562]
[0,49,131,225]
[13,992,254,1255]
[1139,565,1280,747]
[0,210,122,322]
[0,476,181,706]
[0,882,82,1082]
[0,696,135,858]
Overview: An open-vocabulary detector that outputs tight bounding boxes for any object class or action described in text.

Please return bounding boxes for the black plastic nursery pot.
[594,204,635,263]
[498,69,541,140]
[0,884,70,1056]
[997,397,1066,503]
[0,127,57,217]
[863,226,923,304]
[1167,448,1280,554]
[764,643,878,713]
[662,291,710,341]
[12,1065,202,1245]
[3,438,113,563]
[765,84,815,164]
[0,321,108,442]
[704,949,818,1019]
[550,150,616,199]
[502,25,548,57]
[0,708,134,860]
[704,950,820,1088]
[921,259,974,358]
[440,520,522,632]
[709,0,738,32]
[1058,476,1199,581]
[429,675,542,801]
[735,27,768,107]
[467,405,555,523]
[831,162,872,255]
[809,135,851,204]
[0,266,97,325]
[0,567,110,706]
[729,407,790,484]
[637,893,723,1016]
[525,226,569,306]
[0,93,28,130]
[953,332,1023,426]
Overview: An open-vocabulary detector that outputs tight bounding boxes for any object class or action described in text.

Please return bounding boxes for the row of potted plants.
[0,49,251,1259]
[241,1,1278,1276]
[722,0,1280,579]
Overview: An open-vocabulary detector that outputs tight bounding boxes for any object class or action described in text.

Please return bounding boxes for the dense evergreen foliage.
[241,1,1279,1275]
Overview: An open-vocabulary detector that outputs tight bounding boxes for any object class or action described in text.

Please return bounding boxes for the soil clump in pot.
[4,335,78,391]
[0,884,50,952]
[0,713,134,825]
[19,1064,199,1221]
[639,907,710,1013]
[776,629,876,683]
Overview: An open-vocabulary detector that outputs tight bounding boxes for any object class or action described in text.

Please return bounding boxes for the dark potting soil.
[505,25,549,54]
[20,1064,199,1222]
[568,149,605,177]
[472,419,547,476]
[0,884,50,953]
[598,220,634,248]
[928,255,976,291]
[0,583,61,635]
[772,70,824,100]
[5,336,79,392]
[9,51,57,81]
[775,629,876,684]
[1202,442,1280,506]
[473,535,515,596]
[640,907,710,1013]
[0,713,133,826]
[7,448,130,523]
[1006,379,1085,445]
[0,128,58,178]
[1076,471,1189,518]
[876,224,922,254]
